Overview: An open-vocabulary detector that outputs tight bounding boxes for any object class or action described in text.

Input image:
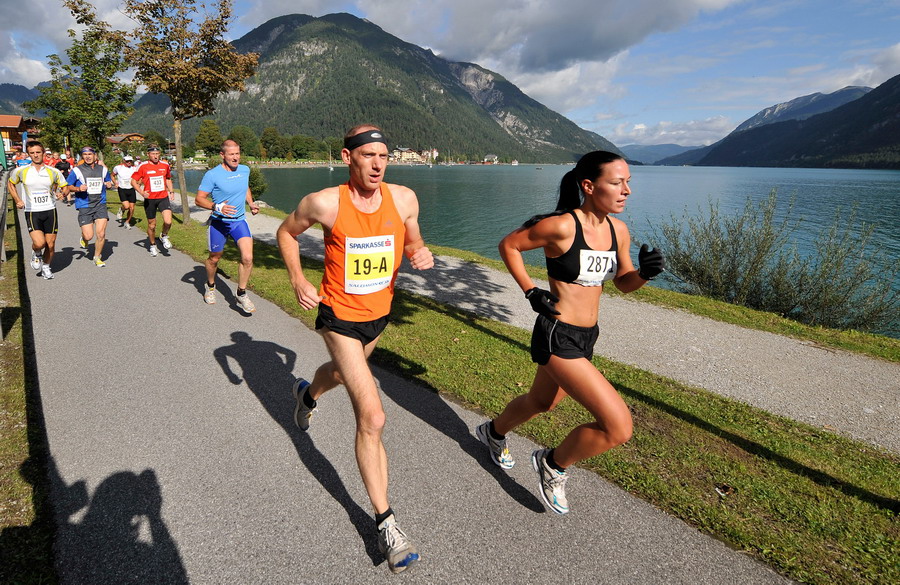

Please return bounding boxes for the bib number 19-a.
[344,235,395,294]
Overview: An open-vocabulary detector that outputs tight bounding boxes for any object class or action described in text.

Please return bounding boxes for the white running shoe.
[116,207,123,220]
[149,244,159,257]
[41,265,54,280]
[204,284,216,304]
[476,421,515,469]
[30,251,43,271]
[291,378,315,432]
[377,515,420,574]
[236,292,256,314]
[532,449,569,514]
[160,234,172,249]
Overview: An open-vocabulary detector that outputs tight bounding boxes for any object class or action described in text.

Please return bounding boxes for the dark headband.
[344,130,387,151]
[81,147,96,154]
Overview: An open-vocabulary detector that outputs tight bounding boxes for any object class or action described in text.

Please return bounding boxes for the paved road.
[18,201,797,583]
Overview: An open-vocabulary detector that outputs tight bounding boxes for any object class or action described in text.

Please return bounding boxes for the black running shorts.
[315,302,389,346]
[25,209,58,234]
[144,197,171,219]
[530,314,599,365]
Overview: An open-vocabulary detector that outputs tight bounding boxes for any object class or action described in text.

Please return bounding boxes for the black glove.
[525,287,560,316]
[638,244,665,280]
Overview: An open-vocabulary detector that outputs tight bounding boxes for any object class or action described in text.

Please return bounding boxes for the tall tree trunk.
[173,118,191,224]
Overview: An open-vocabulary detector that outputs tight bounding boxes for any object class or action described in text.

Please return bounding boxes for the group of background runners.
[8,125,665,575]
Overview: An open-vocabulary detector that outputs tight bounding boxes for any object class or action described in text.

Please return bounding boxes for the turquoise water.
[182,163,900,260]
[181,163,900,331]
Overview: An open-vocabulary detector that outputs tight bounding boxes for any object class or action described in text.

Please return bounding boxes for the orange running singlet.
[320,182,406,321]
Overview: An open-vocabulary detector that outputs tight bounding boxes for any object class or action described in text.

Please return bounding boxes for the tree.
[26,0,134,157]
[248,167,267,200]
[228,125,260,158]
[194,119,223,155]
[260,126,281,159]
[114,0,258,223]
[144,130,167,151]
[291,134,319,159]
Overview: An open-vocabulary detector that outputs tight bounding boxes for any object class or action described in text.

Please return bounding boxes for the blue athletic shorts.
[208,217,251,253]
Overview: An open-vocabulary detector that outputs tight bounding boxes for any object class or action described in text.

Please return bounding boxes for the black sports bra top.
[545,211,618,287]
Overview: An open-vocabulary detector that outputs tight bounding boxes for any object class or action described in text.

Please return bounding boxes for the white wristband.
[214,202,225,214]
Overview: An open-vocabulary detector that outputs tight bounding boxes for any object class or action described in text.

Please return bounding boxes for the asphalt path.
[19,195,875,583]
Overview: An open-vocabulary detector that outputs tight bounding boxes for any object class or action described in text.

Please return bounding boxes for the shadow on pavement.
[213,331,383,565]
[46,456,189,584]
[52,246,87,271]
[373,352,545,514]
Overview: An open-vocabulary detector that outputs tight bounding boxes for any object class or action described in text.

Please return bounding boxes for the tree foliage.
[228,125,260,158]
[194,119,223,154]
[116,0,258,222]
[25,0,134,157]
[248,166,267,200]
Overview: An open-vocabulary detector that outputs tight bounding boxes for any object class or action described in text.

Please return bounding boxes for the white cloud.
[513,57,627,114]
[0,33,51,88]
[608,116,735,146]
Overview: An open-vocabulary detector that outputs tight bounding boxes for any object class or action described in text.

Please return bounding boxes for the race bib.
[576,250,617,286]
[344,235,395,294]
[118,174,132,189]
[31,188,51,206]
[87,178,103,195]
[149,175,165,192]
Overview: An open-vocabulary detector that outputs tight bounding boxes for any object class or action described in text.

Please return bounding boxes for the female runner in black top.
[474,151,665,514]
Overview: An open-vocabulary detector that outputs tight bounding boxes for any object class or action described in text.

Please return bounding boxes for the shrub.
[653,189,898,334]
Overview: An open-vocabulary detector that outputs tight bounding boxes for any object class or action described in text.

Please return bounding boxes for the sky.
[1,0,898,146]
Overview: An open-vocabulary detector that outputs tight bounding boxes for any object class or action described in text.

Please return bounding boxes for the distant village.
[1,115,518,168]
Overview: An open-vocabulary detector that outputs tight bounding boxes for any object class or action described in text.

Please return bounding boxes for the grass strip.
[162,206,898,585]
[0,198,58,584]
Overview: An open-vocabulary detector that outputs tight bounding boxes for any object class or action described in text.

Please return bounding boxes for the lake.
[180,163,900,331]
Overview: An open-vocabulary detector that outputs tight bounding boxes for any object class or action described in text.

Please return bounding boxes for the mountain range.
[121,13,618,163]
[0,83,38,116]
[655,83,899,168]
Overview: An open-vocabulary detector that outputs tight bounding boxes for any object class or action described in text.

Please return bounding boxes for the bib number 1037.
[344,235,395,295]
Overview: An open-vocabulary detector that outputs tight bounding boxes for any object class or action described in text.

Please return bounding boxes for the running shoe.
[377,514,420,574]
[79,237,87,249]
[94,257,106,267]
[291,378,315,431]
[149,244,159,257]
[236,292,256,314]
[30,251,42,270]
[475,421,515,469]
[532,449,569,514]
[41,265,54,280]
[160,234,172,249]
[204,284,216,305]
[116,207,123,220]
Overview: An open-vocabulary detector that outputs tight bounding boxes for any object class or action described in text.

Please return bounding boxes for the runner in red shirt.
[130,145,174,257]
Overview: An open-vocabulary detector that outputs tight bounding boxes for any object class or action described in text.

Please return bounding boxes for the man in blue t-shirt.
[195,139,260,313]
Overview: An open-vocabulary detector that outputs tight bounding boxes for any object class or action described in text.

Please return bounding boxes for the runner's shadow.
[181,267,253,317]
[52,246,86,271]
[372,352,545,513]
[42,455,189,584]
[213,331,383,565]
